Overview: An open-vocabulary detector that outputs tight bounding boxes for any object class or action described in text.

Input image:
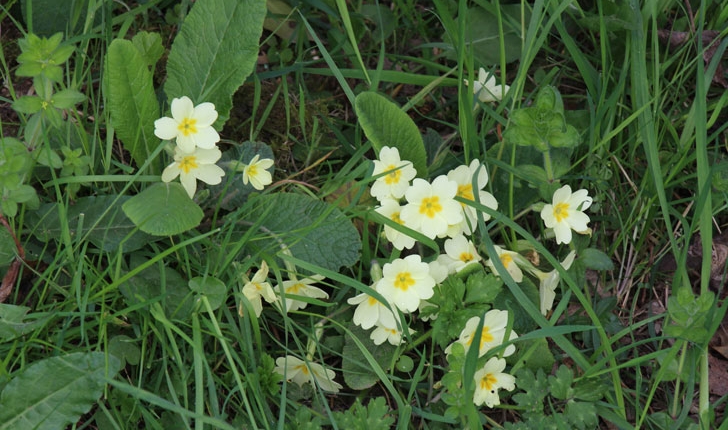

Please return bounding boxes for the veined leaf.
[0,352,121,430]
[164,0,267,128]
[104,38,160,170]
[355,92,427,177]
[241,193,361,272]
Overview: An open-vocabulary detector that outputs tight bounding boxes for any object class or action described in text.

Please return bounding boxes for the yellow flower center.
[286,283,304,294]
[178,117,198,136]
[179,156,199,174]
[390,212,403,225]
[466,326,494,348]
[394,272,415,291]
[553,202,570,222]
[459,252,474,262]
[500,253,513,268]
[295,364,310,375]
[367,296,378,306]
[480,373,498,391]
[247,164,259,178]
[419,196,442,218]
[457,184,474,202]
[384,164,402,185]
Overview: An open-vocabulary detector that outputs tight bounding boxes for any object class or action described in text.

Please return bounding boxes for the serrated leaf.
[355,91,428,177]
[333,397,395,429]
[565,400,598,430]
[0,352,121,430]
[342,324,397,390]
[464,270,503,304]
[122,183,204,236]
[32,196,154,252]
[104,38,160,169]
[549,365,574,400]
[0,304,50,341]
[164,0,266,128]
[242,193,360,272]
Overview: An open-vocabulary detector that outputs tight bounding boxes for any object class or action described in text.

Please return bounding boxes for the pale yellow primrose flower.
[274,355,342,393]
[540,185,593,245]
[445,310,518,357]
[161,146,225,198]
[400,176,463,239]
[446,160,499,235]
[277,274,328,313]
[536,250,577,315]
[465,68,510,103]
[377,254,436,313]
[375,198,416,250]
[347,285,397,330]
[242,154,274,190]
[437,234,482,274]
[485,245,525,283]
[473,357,516,407]
[370,322,412,346]
[239,261,276,318]
[154,96,220,153]
[370,146,417,202]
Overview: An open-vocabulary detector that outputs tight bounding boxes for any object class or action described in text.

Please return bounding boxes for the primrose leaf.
[459,5,524,64]
[122,183,204,236]
[104,38,160,169]
[0,352,121,430]
[342,324,397,390]
[32,196,154,252]
[355,91,428,177]
[131,31,164,67]
[242,193,361,272]
[580,248,614,270]
[164,0,266,128]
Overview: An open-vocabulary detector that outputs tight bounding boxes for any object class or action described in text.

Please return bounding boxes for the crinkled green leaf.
[355,91,428,177]
[342,324,397,390]
[242,193,361,272]
[164,0,266,128]
[0,304,50,341]
[122,183,204,236]
[32,196,154,252]
[0,352,121,430]
[104,38,160,169]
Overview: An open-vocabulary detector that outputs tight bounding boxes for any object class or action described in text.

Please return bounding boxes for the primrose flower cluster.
[237,261,342,393]
[154,96,274,198]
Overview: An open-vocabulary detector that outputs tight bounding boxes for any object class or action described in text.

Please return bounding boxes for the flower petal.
[193,102,218,126]
[171,96,194,121]
[154,117,179,140]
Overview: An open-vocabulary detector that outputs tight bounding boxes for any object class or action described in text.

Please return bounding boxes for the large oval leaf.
[241,193,361,272]
[0,352,121,430]
[122,183,204,236]
[355,92,427,177]
[164,0,266,128]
